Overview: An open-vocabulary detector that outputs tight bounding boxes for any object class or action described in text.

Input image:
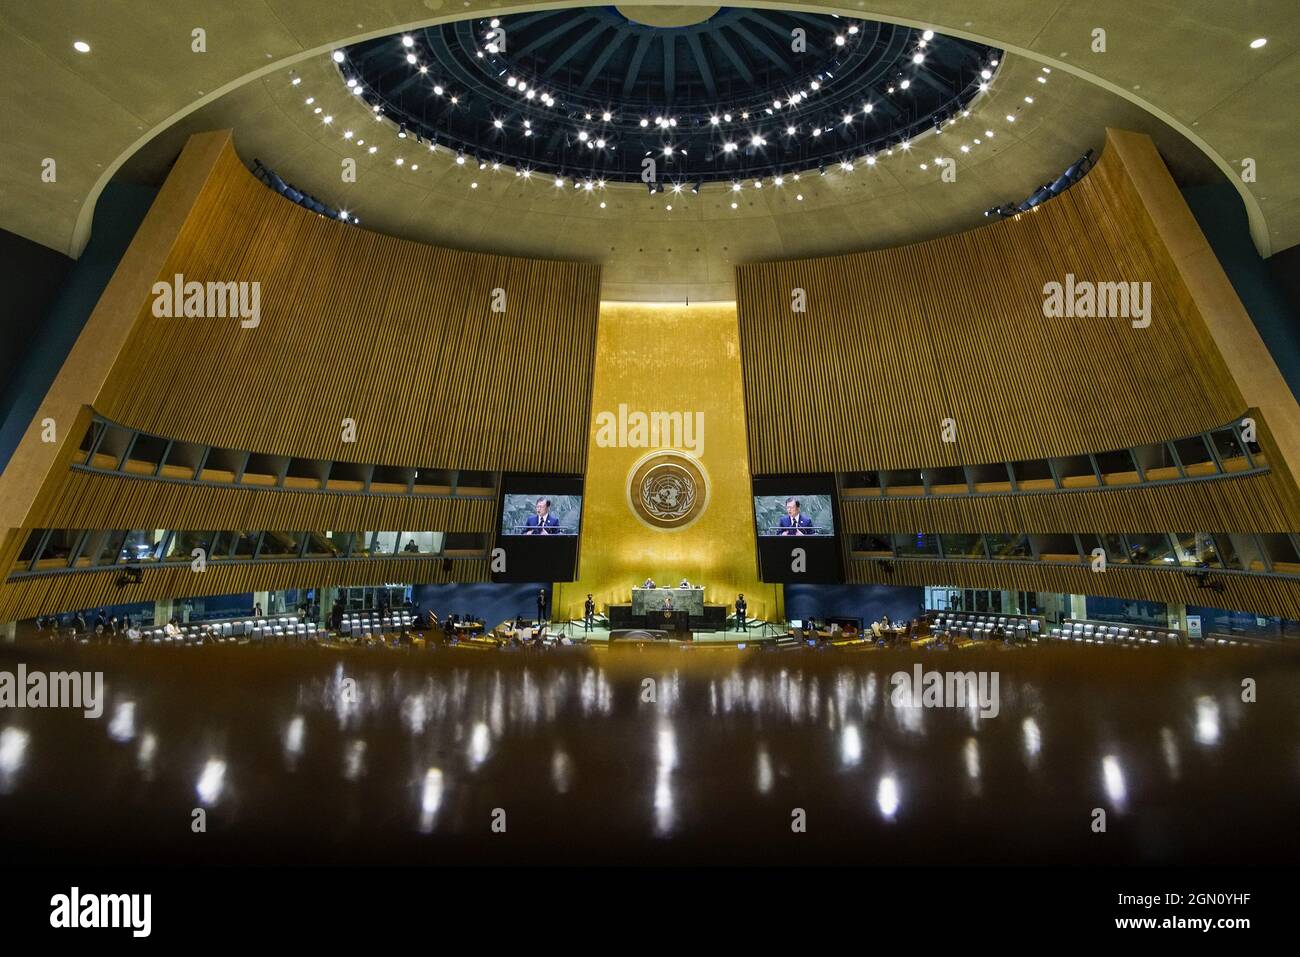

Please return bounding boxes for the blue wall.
[1084,596,1167,625]
[412,582,550,627]
[1187,605,1300,641]
[0,182,157,470]
[1183,182,1300,402]
[783,583,924,626]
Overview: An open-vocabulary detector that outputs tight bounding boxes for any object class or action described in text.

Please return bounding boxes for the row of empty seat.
[931,613,1041,641]
[339,612,415,636]
[1048,620,1181,646]
[138,617,322,644]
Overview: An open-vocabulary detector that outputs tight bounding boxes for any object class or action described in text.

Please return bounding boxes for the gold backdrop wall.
[560,302,777,622]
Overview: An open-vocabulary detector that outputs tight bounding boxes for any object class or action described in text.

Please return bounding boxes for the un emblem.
[627,449,709,530]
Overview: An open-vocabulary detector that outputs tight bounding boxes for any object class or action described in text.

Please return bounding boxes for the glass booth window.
[398,532,442,555]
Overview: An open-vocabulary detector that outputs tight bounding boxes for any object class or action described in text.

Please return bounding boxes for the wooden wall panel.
[93,136,600,474]
[28,471,495,535]
[847,559,1300,621]
[0,557,488,622]
[737,136,1246,475]
[841,472,1299,534]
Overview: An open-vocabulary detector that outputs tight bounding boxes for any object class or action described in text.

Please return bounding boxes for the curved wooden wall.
[28,470,494,535]
[737,136,1244,475]
[97,138,600,473]
[847,558,1300,622]
[842,471,1296,535]
[0,131,600,619]
[0,556,487,621]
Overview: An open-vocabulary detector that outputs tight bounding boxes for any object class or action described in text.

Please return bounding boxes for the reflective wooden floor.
[1,644,1297,865]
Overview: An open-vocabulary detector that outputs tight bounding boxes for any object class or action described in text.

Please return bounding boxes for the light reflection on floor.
[0,644,1297,865]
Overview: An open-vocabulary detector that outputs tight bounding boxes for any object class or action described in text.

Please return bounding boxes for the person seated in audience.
[126,623,142,643]
[403,538,419,553]
[828,621,843,638]
[254,602,264,618]
[164,618,183,641]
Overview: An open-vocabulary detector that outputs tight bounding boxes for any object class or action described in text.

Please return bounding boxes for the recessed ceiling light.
[332,50,345,63]
[1250,37,1267,49]
[73,40,91,54]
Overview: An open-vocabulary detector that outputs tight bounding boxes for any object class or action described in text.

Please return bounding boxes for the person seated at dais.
[642,577,656,588]
[679,577,690,588]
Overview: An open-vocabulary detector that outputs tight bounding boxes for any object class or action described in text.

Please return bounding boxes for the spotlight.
[401,35,414,48]
[398,124,407,138]
[332,50,345,63]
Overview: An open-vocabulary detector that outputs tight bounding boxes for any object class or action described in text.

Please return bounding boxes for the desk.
[632,587,704,615]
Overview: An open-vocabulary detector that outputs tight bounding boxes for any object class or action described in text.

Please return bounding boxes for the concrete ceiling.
[1,1,1294,289]
[118,50,1221,302]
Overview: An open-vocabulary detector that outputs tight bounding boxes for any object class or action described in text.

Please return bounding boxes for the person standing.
[584,594,595,632]
[735,594,748,632]
[537,588,548,625]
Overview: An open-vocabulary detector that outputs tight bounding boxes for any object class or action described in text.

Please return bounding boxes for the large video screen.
[500,493,583,537]
[752,475,844,583]
[493,474,584,582]
[753,494,835,537]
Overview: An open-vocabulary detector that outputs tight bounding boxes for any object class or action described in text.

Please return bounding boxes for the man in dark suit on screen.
[524,497,560,534]
[778,498,817,535]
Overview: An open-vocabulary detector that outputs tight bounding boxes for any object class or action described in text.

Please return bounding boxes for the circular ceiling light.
[73,40,91,54]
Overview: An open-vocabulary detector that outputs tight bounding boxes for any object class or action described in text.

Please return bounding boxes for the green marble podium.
[632,587,704,615]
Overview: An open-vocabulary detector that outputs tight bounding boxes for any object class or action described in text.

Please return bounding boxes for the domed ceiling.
[338,7,999,184]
